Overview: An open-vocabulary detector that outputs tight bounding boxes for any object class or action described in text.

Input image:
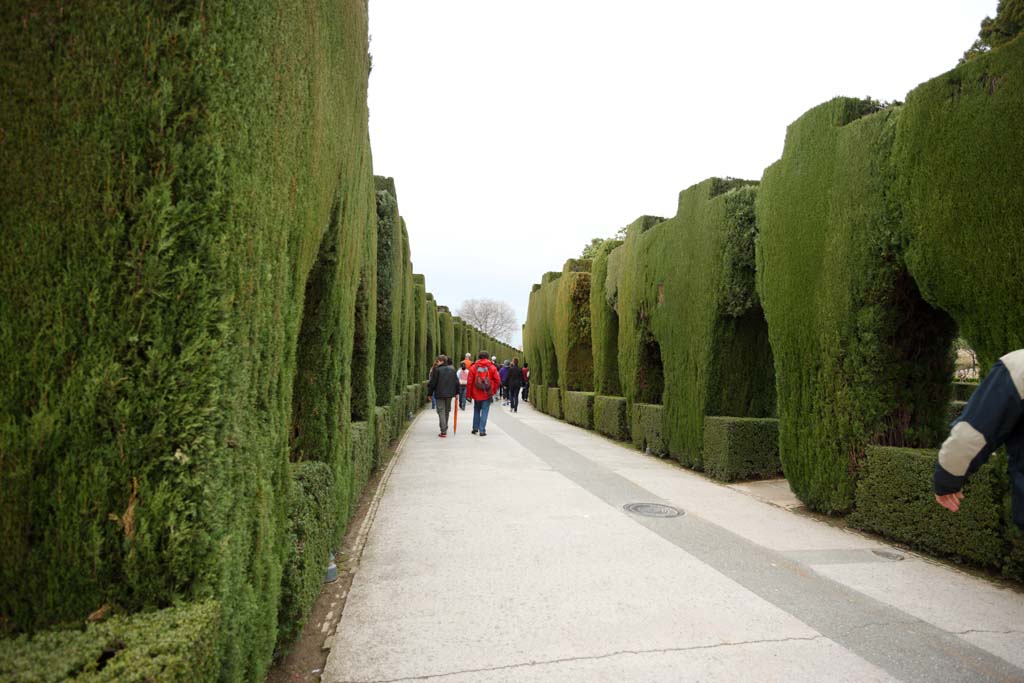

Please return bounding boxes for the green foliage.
[849,447,1012,571]
[702,417,781,482]
[757,97,957,514]
[0,2,376,678]
[590,240,624,396]
[952,382,978,402]
[546,388,564,420]
[609,182,774,470]
[893,38,1024,369]
[594,396,630,441]
[0,601,220,683]
[373,407,393,466]
[962,0,1024,62]
[276,462,334,652]
[373,178,403,406]
[631,404,666,456]
[564,392,595,430]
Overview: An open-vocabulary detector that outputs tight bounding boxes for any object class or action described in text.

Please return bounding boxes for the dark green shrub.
[757,98,957,514]
[893,37,1024,369]
[953,382,978,402]
[564,392,595,430]
[631,404,666,456]
[594,396,629,441]
[277,462,333,652]
[373,406,392,465]
[0,600,219,683]
[849,447,1004,568]
[702,417,781,482]
[0,2,375,678]
[948,401,968,423]
[350,422,373,506]
[590,240,624,396]
[546,388,564,419]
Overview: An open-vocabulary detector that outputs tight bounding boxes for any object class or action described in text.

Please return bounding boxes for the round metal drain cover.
[623,502,683,518]
[872,549,905,561]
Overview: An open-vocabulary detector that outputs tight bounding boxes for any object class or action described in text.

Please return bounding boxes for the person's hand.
[935,491,965,513]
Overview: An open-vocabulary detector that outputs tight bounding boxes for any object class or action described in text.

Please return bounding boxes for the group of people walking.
[426,351,530,438]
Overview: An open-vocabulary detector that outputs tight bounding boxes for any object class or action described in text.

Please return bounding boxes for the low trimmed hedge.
[277,462,334,653]
[631,403,666,456]
[0,600,219,682]
[546,387,563,419]
[948,401,968,423]
[350,422,373,510]
[564,392,595,430]
[702,417,780,482]
[389,394,405,440]
[953,381,978,402]
[594,395,629,441]
[374,406,392,465]
[849,446,1022,578]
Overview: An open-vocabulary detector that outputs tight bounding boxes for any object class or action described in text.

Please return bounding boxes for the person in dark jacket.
[505,358,524,413]
[933,349,1024,530]
[427,355,460,437]
[499,361,510,405]
[467,351,502,436]
[521,363,530,402]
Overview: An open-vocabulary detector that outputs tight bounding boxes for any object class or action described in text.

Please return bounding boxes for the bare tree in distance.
[458,298,517,342]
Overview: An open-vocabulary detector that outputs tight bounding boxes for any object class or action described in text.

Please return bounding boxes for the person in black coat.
[428,355,460,437]
[505,357,524,413]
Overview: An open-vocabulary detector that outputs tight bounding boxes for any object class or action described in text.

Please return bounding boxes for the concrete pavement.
[323,400,1024,682]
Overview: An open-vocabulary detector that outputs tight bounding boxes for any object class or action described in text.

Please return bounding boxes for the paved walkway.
[324,401,1024,682]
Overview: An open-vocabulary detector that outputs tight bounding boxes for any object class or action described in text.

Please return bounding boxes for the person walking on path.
[468,351,501,436]
[428,357,443,410]
[933,348,1024,529]
[499,361,510,405]
[456,363,469,411]
[505,357,524,413]
[462,353,473,371]
[521,362,530,402]
[428,355,460,438]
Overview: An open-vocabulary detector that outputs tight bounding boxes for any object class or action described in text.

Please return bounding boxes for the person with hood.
[505,357,524,413]
[468,351,502,436]
[933,348,1024,531]
[427,355,459,438]
[498,360,510,405]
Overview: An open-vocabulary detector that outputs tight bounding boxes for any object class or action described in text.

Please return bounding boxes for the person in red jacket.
[467,351,502,436]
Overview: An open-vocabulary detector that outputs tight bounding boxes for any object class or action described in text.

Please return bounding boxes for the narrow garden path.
[323,402,1024,682]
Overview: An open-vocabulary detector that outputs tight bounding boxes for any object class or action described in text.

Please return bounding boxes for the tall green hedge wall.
[522,35,1024,573]
[0,3,508,675]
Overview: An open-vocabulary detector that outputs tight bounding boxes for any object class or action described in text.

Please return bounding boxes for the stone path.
[323,401,1024,682]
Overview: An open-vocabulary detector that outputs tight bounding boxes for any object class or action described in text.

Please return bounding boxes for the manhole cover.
[623,502,683,518]
[872,549,905,561]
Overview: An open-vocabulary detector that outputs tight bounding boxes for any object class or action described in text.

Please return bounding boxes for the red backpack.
[474,364,492,393]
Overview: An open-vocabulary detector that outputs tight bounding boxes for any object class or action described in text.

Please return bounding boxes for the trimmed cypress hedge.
[277,462,334,652]
[547,388,564,419]
[892,37,1024,369]
[564,392,596,430]
[953,382,978,402]
[849,447,1021,577]
[0,2,377,678]
[594,396,630,441]
[631,404,667,457]
[702,417,781,482]
[590,240,624,396]
[0,601,220,683]
[757,97,957,514]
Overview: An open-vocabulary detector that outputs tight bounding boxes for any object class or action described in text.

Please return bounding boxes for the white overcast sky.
[367,0,996,348]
